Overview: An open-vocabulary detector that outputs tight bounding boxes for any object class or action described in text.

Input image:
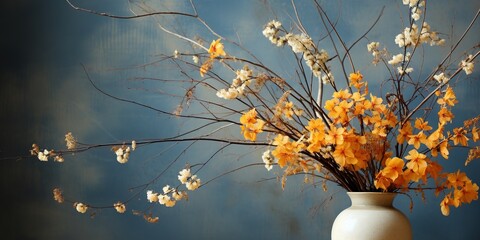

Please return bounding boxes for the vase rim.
[347,191,397,195]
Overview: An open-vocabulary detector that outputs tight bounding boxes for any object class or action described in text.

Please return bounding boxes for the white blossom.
[185,175,201,191]
[131,140,136,151]
[262,150,274,171]
[389,54,404,65]
[163,185,174,194]
[367,42,380,52]
[461,55,475,75]
[433,72,450,84]
[37,149,50,161]
[158,194,170,205]
[114,202,126,213]
[178,168,192,184]
[115,146,130,164]
[147,190,159,203]
[54,155,64,163]
[192,55,199,64]
[397,67,413,75]
[172,191,188,201]
[75,202,88,214]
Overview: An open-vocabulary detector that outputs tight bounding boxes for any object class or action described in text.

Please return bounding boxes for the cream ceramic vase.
[331,192,412,240]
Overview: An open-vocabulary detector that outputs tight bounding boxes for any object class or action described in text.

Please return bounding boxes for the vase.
[331,192,412,240]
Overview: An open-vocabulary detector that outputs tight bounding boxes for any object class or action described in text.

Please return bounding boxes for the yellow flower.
[325,126,345,145]
[446,170,469,188]
[437,86,458,107]
[397,121,413,144]
[306,118,325,132]
[240,108,265,141]
[329,100,353,124]
[374,173,392,191]
[438,107,454,124]
[348,71,364,89]
[430,140,449,159]
[440,196,452,216]
[208,39,226,58]
[324,98,339,112]
[271,134,304,168]
[460,181,479,203]
[414,118,432,131]
[407,131,427,149]
[240,108,258,125]
[332,142,357,168]
[405,149,428,176]
[333,89,352,100]
[380,157,405,181]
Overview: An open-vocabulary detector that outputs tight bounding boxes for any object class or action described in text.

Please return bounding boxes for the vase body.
[331,192,412,240]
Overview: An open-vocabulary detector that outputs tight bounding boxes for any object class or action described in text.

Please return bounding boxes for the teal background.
[1,0,479,239]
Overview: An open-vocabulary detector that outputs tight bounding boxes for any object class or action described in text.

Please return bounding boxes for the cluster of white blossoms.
[216,66,253,99]
[394,22,445,48]
[461,54,475,75]
[113,141,136,164]
[30,144,64,162]
[65,132,77,150]
[54,187,126,214]
[433,72,450,84]
[262,150,274,171]
[262,20,287,46]
[146,168,200,208]
[388,52,414,75]
[178,168,201,191]
[367,42,387,65]
[263,20,330,79]
[402,0,424,21]
[146,185,187,208]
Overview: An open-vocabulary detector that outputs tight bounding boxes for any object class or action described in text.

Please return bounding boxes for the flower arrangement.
[27,0,479,223]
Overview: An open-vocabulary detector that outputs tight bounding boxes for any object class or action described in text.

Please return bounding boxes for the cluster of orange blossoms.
[239,71,479,216]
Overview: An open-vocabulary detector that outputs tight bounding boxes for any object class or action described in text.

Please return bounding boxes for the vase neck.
[347,192,396,207]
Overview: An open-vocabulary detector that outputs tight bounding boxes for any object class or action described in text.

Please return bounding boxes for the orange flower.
[332,142,357,168]
[407,131,427,149]
[348,71,364,89]
[430,140,449,159]
[375,173,392,191]
[397,121,413,144]
[380,157,405,181]
[405,149,428,176]
[208,39,226,58]
[324,98,339,112]
[271,134,304,168]
[306,118,325,132]
[446,170,469,188]
[240,108,264,141]
[460,182,479,203]
[329,100,353,124]
[325,126,345,145]
[451,127,469,146]
[472,126,479,142]
[414,118,432,131]
[437,86,458,107]
[333,89,352,100]
[440,196,452,216]
[438,107,454,124]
